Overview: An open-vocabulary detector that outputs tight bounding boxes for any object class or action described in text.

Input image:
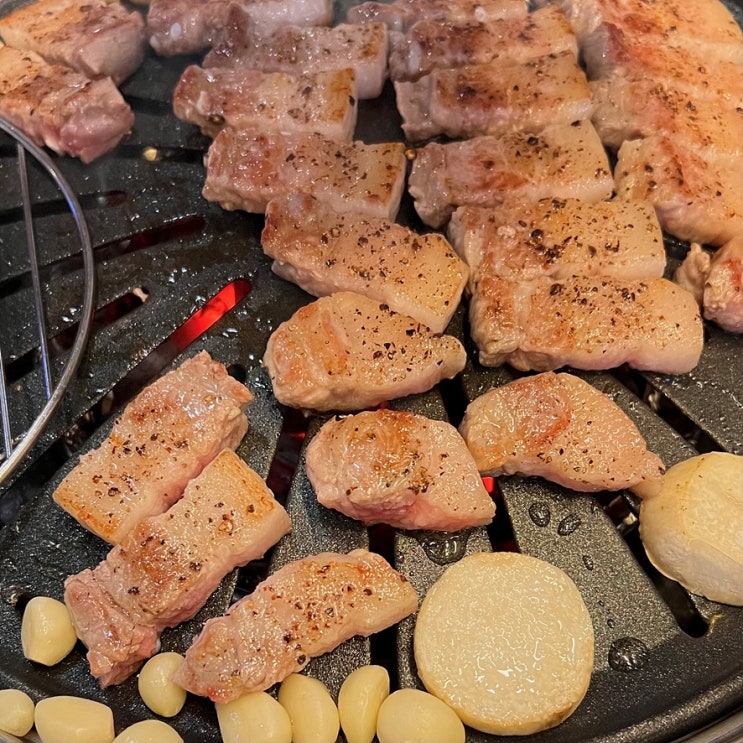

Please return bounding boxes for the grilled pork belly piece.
[539,0,743,64]
[580,22,743,109]
[173,66,357,141]
[147,0,332,56]
[590,73,743,161]
[408,120,613,228]
[388,6,577,81]
[469,275,703,373]
[396,51,593,141]
[203,130,406,220]
[205,12,388,100]
[448,199,666,283]
[64,450,291,687]
[459,372,665,498]
[614,136,743,247]
[53,352,252,544]
[173,549,418,702]
[261,194,467,334]
[347,0,528,32]
[263,292,467,413]
[0,47,134,163]
[0,0,146,84]
[305,410,495,531]
[675,238,743,334]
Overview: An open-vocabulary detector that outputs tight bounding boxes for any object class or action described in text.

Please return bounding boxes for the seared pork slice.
[173,549,418,702]
[263,292,467,412]
[539,0,743,64]
[0,47,134,163]
[0,0,145,84]
[53,352,253,544]
[408,120,613,228]
[469,275,703,373]
[581,22,743,109]
[64,450,291,687]
[147,0,332,56]
[203,130,406,220]
[396,51,593,141]
[347,0,528,32]
[614,136,743,247]
[590,73,743,161]
[306,410,495,530]
[173,66,357,141]
[459,372,665,497]
[448,199,665,284]
[388,6,577,81]
[205,13,388,100]
[261,194,467,333]
[675,238,743,334]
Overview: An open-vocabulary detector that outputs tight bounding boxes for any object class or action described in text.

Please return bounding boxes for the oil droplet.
[557,513,582,536]
[528,502,551,527]
[608,637,649,672]
[416,531,469,565]
[582,554,594,571]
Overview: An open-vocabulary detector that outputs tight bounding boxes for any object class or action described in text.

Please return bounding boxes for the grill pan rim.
[0,0,742,741]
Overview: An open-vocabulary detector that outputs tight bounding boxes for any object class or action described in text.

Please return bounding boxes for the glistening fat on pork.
[263,292,467,413]
[147,0,333,56]
[459,372,665,498]
[261,193,468,334]
[590,73,743,162]
[173,66,357,142]
[172,549,418,702]
[408,120,614,228]
[0,0,146,84]
[396,51,593,141]
[614,135,743,247]
[204,11,388,100]
[388,6,577,82]
[53,351,253,544]
[64,450,291,687]
[347,0,528,32]
[579,22,743,108]
[0,47,134,163]
[202,130,407,220]
[305,409,495,531]
[468,275,703,374]
[536,0,743,64]
[448,198,666,283]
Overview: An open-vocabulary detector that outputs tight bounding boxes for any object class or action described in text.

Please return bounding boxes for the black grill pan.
[0,1,741,741]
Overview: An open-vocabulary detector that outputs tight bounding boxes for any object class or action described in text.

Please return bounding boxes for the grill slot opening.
[3,290,148,386]
[595,491,710,638]
[91,278,252,417]
[93,215,207,263]
[0,191,120,227]
[623,527,709,639]
[264,406,310,506]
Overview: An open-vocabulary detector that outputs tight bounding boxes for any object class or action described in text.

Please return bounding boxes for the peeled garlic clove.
[278,673,339,743]
[21,596,77,666]
[338,664,389,743]
[216,691,292,743]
